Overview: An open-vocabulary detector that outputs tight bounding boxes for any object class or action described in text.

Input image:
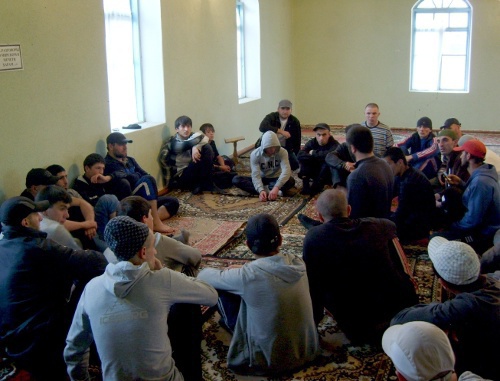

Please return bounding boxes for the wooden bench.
[224,136,245,165]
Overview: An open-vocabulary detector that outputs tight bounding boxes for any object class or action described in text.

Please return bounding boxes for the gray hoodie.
[250,131,292,193]
[197,253,319,375]
[64,262,217,381]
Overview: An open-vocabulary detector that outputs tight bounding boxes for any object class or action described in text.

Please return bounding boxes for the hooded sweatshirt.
[197,253,319,375]
[64,262,218,381]
[452,163,500,235]
[250,131,292,193]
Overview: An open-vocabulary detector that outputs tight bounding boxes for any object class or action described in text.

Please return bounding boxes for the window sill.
[238,97,260,105]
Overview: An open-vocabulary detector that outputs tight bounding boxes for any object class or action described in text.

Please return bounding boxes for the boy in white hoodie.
[232,131,296,201]
[64,216,218,381]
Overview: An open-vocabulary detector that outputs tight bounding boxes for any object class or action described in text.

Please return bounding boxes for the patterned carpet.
[198,190,441,381]
[165,216,245,255]
[3,128,496,380]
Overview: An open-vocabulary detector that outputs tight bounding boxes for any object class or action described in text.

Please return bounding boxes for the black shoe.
[310,182,323,196]
[192,186,202,195]
[301,180,311,195]
[202,182,227,195]
[297,213,321,230]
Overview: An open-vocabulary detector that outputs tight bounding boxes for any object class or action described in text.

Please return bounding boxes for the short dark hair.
[200,123,215,134]
[83,153,105,170]
[118,196,151,222]
[384,147,407,166]
[35,185,72,206]
[346,124,373,154]
[46,164,65,176]
[175,115,192,129]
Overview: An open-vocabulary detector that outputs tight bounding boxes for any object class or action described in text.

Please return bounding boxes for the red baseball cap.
[453,139,486,159]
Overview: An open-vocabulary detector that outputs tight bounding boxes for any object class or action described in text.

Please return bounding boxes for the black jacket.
[0,225,107,357]
[259,112,301,154]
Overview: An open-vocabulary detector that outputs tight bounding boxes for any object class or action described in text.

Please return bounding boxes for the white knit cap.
[428,237,480,285]
[382,321,455,381]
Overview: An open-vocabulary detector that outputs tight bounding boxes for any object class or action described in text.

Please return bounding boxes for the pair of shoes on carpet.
[192,183,227,195]
[297,213,322,230]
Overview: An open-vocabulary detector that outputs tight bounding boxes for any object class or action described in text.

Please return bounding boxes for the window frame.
[410,0,472,93]
[103,0,165,131]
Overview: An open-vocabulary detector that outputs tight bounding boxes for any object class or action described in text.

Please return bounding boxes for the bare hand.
[446,174,461,186]
[268,187,279,201]
[152,258,163,271]
[91,174,111,184]
[220,165,231,173]
[192,147,201,163]
[344,162,356,172]
[280,130,291,139]
[259,190,268,202]
[84,227,97,239]
[406,155,413,163]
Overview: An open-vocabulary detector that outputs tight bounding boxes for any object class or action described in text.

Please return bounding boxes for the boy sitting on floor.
[197,213,319,376]
[199,123,237,189]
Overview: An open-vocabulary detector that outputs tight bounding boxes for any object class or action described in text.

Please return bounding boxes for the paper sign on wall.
[0,45,23,71]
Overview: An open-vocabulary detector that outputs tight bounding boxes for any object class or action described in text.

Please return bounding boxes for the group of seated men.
[0,101,499,381]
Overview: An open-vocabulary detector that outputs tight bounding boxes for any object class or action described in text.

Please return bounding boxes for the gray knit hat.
[104,216,150,261]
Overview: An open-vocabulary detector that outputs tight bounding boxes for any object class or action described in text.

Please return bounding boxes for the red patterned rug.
[165,216,245,255]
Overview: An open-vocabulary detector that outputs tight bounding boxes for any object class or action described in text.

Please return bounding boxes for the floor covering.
[1,128,498,381]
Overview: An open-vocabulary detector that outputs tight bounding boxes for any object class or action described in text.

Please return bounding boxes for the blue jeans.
[94,194,120,239]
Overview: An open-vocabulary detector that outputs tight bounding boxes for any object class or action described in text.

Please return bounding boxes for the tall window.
[236,1,246,99]
[236,0,261,103]
[104,0,144,129]
[410,0,472,92]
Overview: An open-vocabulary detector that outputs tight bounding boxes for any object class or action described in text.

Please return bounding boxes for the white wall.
[0,0,295,201]
[292,0,500,130]
[1,0,498,202]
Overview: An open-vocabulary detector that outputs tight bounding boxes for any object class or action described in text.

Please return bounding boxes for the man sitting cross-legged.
[297,123,339,195]
[159,115,223,194]
[302,189,418,344]
[104,132,177,234]
[64,216,218,381]
[232,131,296,201]
[383,147,436,242]
[197,213,319,376]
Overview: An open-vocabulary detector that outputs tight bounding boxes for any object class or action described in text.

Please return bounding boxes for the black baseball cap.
[25,168,62,188]
[245,213,281,254]
[0,196,49,226]
[313,123,331,132]
[443,118,461,129]
[106,132,133,145]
